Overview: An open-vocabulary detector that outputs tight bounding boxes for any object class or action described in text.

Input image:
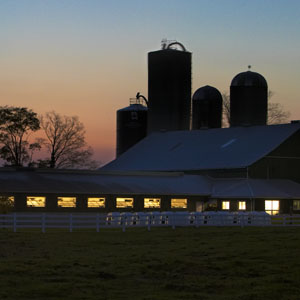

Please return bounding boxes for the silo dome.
[230,70,268,127]
[192,85,222,129]
[231,71,268,88]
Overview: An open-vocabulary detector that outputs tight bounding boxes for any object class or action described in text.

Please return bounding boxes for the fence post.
[42,213,46,233]
[147,215,151,231]
[240,215,244,228]
[69,213,73,232]
[172,215,175,230]
[96,213,100,232]
[13,213,17,233]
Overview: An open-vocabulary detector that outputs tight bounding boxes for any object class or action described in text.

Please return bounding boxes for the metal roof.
[0,169,300,199]
[0,169,212,196]
[101,123,300,172]
[192,85,222,102]
[212,178,300,199]
[231,70,268,87]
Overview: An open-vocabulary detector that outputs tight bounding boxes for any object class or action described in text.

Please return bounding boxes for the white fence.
[0,211,289,232]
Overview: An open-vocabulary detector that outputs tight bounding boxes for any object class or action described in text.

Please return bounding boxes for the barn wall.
[6,193,208,213]
[249,131,300,183]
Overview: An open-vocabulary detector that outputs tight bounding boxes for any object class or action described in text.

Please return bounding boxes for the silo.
[116,99,148,157]
[192,85,223,129]
[230,70,268,127]
[147,41,191,133]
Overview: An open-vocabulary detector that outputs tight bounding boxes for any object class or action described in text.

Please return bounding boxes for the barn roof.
[212,178,300,199]
[0,168,300,199]
[0,169,212,196]
[101,123,300,172]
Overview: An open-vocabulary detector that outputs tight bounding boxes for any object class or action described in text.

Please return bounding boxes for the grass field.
[1,227,300,300]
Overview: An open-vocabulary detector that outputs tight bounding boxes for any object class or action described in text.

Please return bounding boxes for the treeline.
[0,107,98,169]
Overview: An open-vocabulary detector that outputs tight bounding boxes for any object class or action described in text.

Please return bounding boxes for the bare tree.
[222,91,290,127]
[222,92,230,127]
[40,111,98,169]
[0,106,41,166]
[267,102,291,125]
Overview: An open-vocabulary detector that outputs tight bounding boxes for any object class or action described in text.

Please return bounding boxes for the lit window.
[293,200,300,210]
[265,200,279,215]
[27,196,46,207]
[116,198,134,208]
[57,197,76,208]
[144,198,161,208]
[238,201,246,210]
[171,199,187,209]
[0,196,14,212]
[222,201,230,210]
[88,197,105,208]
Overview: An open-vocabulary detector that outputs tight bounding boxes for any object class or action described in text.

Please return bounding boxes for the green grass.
[1,227,300,300]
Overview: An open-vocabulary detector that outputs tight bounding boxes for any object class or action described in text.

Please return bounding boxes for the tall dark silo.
[192,85,223,129]
[230,70,268,127]
[116,99,148,157]
[147,41,191,133]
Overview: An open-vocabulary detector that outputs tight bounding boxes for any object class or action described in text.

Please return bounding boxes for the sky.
[1,0,300,165]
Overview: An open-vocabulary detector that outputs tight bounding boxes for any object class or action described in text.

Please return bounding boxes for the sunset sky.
[1,0,300,165]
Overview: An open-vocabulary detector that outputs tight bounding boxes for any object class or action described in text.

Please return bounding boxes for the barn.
[1,122,300,215]
[1,41,300,215]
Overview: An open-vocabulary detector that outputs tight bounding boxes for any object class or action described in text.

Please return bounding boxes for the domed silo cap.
[192,85,222,101]
[231,71,268,88]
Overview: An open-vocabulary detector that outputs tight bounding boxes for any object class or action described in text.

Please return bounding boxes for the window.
[238,201,246,210]
[144,198,161,209]
[87,197,105,208]
[0,196,14,212]
[57,197,76,208]
[293,200,300,210]
[265,200,279,215]
[116,198,134,208]
[222,201,230,210]
[171,199,187,209]
[27,196,46,207]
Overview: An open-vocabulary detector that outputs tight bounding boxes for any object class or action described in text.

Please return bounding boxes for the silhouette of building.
[1,42,300,215]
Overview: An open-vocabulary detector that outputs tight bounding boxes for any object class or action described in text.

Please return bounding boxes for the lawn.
[0,227,300,300]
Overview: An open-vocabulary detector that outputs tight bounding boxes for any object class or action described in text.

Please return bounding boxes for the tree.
[267,102,291,125]
[222,92,231,127]
[0,106,41,166]
[222,91,290,127]
[39,111,98,169]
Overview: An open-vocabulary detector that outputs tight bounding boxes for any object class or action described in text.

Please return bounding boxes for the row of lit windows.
[222,201,246,210]
[222,200,281,215]
[3,196,300,213]
[19,197,188,209]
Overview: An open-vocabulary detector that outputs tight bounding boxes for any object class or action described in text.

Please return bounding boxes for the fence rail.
[0,212,299,232]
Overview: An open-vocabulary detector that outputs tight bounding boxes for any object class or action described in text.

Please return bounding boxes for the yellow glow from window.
[87,197,105,208]
[265,200,279,215]
[293,200,300,210]
[222,201,230,210]
[171,199,187,209]
[27,196,46,207]
[116,198,134,208]
[144,198,161,208]
[238,201,246,210]
[0,196,14,205]
[57,197,76,208]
